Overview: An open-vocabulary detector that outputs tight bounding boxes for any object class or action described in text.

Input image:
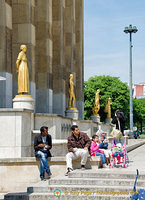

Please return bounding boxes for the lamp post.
[124,24,138,131]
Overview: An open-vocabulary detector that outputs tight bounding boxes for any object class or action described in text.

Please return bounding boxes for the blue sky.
[84,0,145,84]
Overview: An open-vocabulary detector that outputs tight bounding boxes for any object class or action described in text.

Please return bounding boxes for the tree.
[133,99,145,133]
[84,75,130,127]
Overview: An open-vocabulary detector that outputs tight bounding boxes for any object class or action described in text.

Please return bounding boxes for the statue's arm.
[16,52,22,72]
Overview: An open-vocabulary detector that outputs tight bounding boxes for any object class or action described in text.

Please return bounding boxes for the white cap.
[116,143,122,148]
[96,129,105,136]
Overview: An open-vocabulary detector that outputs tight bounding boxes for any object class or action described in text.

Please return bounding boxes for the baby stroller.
[109,132,128,168]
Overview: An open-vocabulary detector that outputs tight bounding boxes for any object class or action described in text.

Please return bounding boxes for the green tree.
[84,75,130,127]
[133,99,145,132]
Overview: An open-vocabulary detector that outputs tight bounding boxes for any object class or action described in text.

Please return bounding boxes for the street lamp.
[124,24,138,131]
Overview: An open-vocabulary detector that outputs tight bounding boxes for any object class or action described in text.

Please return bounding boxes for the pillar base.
[90,115,100,123]
[13,95,34,110]
[65,109,79,120]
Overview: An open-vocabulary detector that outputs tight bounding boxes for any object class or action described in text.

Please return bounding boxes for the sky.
[84,0,145,84]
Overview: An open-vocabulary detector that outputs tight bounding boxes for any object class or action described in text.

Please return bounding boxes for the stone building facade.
[0,0,84,119]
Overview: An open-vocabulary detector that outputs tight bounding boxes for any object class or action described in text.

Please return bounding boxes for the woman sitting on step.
[90,135,107,168]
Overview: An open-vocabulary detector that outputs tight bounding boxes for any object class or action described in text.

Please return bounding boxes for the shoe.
[65,168,73,176]
[106,158,110,165]
[46,170,52,177]
[103,164,108,168]
[40,177,46,181]
[81,165,86,170]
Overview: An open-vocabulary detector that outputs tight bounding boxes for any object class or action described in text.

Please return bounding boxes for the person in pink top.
[91,135,107,168]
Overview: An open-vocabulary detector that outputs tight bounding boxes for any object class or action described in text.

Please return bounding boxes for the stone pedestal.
[0,109,34,158]
[13,95,34,110]
[105,118,112,124]
[90,115,100,123]
[65,109,79,120]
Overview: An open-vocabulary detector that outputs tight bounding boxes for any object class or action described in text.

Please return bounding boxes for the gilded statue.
[104,97,112,119]
[68,74,76,109]
[16,44,29,94]
[92,89,100,116]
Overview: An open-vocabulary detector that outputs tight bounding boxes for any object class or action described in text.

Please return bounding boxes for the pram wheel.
[109,163,114,168]
[122,163,128,168]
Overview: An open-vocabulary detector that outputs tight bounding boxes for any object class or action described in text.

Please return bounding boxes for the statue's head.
[70,74,73,79]
[97,89,100,93]
[20,44,27,52]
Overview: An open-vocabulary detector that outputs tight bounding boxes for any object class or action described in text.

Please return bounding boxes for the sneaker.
[65,168,73,176]
[40,177,46,181]
[46,170,52,177]
[81,165,86,170]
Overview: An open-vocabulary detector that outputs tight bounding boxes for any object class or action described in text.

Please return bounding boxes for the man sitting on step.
[34,126,52,181]
[65,125,91,176]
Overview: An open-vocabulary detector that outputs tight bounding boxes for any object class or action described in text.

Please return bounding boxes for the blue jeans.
[96,152,106,164]
[36,150,50,178]
[114,152,123,157]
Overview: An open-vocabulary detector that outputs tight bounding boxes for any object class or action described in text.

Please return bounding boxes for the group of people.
[65,125,113,175]
[34,109,126,180]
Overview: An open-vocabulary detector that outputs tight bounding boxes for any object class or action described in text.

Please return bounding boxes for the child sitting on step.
[90,135,107,168]
[97,130,111,165]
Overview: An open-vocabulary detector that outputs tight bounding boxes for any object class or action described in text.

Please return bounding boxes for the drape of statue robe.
[17,51,29,94]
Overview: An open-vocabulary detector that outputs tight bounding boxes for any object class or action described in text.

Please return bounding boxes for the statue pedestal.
[90,115,100,123]
[105,118,112,124]
[13,95,34,110]
[65,109,79,120]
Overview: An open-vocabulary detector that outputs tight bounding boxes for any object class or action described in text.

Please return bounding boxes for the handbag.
[110,118,122,140]
[110,128,122,140]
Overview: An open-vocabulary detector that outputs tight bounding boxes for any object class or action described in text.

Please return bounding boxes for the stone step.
[4,192,133,200]
[27,184,144,193]
[68,170,145,180]
[48,177,145,187]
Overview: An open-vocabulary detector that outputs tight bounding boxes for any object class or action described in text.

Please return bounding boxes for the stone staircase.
[4,169,145,200]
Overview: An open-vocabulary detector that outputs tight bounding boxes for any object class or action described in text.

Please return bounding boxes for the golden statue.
[104,97,112,119]
[16,44,29,95]
[68,74,76,109]
[92,89,100,116]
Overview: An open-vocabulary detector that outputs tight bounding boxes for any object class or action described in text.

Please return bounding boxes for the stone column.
[64,0,84,119]
[0,0,13,108]
[74,0,84,119]
[64,0,75,109]
[35,0,53,113]
[12,0,36,107]
[52,0,66,116]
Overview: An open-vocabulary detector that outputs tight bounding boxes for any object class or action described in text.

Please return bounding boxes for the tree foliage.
[133,99,145,132]
[84,75,130,126]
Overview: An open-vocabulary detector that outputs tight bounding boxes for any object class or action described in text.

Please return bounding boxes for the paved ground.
[127,144,145,172]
